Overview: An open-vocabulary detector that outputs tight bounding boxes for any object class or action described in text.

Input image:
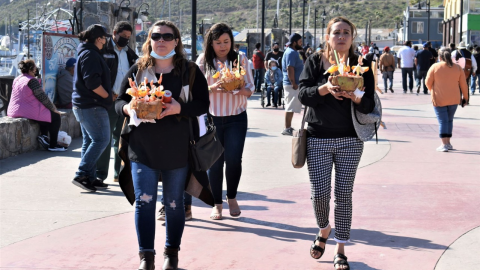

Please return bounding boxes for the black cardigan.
[115,63,209,170]
[298,53,375,138]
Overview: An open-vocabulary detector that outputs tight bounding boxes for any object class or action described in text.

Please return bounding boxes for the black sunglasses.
[151,33,175,42]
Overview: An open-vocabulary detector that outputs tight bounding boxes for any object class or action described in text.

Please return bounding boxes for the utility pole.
[314,8,317,48]
[191,0,196,61]
[460,0,463,42]
[289,0,292,34]
[261,0,265,53]
[302,0,306,43]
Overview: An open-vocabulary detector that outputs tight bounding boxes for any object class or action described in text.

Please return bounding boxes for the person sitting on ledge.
[56,58,76,109]
[7,59,66,152]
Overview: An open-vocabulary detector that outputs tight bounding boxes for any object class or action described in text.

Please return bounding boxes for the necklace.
[156,65,174,74]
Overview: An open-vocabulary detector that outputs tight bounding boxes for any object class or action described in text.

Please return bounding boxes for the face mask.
[150,49,176,60]
[273,48,279,52]
[116,36,129,48]
[271,66,278,71]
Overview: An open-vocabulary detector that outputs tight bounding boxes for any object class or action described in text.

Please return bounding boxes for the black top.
[298,53,375,139]
[72,42,113,110]
[415,50,433,71]
[265,51,284,69]
[101,37,139,87]
[115,64,209,170]
[427,47,438,66]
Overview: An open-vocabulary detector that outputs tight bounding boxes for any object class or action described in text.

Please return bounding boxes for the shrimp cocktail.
[325,51,370,92]
[126,74,171,119]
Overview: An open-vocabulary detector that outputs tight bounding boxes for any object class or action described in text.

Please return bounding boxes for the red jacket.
[252,49,265,69]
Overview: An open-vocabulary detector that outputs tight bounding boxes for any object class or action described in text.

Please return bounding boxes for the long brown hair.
[324,17,359,66]
[439,47,453,67]
[202,23,238,75]
[137,20,186,75]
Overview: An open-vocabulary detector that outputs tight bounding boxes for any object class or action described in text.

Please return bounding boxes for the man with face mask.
[96,21,138,186]
[281,33,304,136]
[265,42,284,71]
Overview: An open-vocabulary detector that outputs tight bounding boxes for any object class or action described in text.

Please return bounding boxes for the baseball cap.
[289,33,302,44]
[85,24,111,40]
[384,46,390,52]
[66,58,76,68]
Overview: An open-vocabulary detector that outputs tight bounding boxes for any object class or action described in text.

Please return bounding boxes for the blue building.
[400,3,445,48]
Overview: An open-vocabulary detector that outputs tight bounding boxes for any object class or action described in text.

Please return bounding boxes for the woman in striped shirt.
[196,23,255,220]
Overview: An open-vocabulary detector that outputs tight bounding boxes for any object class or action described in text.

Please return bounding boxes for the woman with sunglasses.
[71,24,113,192]
[115,20,210,270]
[196,23,255,220]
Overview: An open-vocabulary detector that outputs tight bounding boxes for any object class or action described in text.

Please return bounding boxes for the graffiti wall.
[42,32,80,101]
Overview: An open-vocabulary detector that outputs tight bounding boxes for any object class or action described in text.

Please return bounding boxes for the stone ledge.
[0,109,81,160]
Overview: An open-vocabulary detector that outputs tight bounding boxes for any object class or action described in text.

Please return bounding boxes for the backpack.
[458,49,473,79]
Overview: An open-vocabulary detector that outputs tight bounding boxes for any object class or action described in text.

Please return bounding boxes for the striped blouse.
[196,53,255,117]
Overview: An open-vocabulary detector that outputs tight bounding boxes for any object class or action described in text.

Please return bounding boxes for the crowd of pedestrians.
[4,12,474,269]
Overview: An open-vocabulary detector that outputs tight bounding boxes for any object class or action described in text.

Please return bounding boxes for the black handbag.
[188,116,224,171]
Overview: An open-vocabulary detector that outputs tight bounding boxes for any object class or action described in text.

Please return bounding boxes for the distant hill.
[0,0,445,35]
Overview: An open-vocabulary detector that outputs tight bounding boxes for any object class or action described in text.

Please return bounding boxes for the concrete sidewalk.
[1,70,479,269]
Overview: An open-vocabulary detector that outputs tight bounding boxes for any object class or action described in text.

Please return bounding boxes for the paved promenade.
[1,70,479,270]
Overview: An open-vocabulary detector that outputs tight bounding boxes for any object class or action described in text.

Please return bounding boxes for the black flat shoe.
[333,253,350,270]
[310,229,331,259]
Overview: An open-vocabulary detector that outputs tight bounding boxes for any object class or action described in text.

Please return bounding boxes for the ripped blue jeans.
[131,161,189,252]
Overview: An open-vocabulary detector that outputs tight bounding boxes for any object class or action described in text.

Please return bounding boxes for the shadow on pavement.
[0,139,83,175]
[186,218,447,252]
[191,191,295,210]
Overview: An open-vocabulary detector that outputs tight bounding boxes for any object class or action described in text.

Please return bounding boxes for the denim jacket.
[264,68,283,87]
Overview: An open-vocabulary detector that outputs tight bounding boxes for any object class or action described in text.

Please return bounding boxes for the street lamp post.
[289,0,292,34]
[261,0,265,53]
[302,0,306,43]
[314,8,317,48]
[321,8,326,46]
[191,0,197,61]
[419,0,430,41]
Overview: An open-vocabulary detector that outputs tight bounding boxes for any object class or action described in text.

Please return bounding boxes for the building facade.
[400,3,445,48]
[443,0,480,46]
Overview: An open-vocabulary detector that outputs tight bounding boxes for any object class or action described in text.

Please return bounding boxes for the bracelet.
[208,86,212,92]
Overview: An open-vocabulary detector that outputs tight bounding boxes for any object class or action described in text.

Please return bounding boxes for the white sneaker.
[48,146,67,152]
[436,145,448,152]
[446,144,454,150]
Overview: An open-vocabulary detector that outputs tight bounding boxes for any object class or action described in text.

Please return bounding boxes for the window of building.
[412,11,427,17]
[471,31,480,45]
[431,11,445,18]
[438,22,443,34]
[412,21,424,34]
[470,0,480,13]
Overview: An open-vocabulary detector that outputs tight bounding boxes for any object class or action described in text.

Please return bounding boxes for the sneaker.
[281,127,293,136]
[266,103,271,107]
[92,178,109,189]
[72,176,97,192]
[403,91,407,94]
[48,146,67,152]
[446,144,454,150]
[389,88,394,93]
[417,85,421,94]
[410,90,413,93]
[157,205,166,221]
[37,136,49,150]
[436,145,448,152]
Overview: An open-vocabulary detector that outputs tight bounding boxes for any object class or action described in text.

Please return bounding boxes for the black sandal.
[310,230,331,259]
[333,253,350,270]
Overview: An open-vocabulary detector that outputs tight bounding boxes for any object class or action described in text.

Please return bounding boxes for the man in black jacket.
[96,21,138,186]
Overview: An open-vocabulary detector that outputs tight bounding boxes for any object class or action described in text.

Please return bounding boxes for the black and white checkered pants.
[306,137,364,243]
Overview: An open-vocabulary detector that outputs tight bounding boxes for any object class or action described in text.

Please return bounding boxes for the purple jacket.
[7,74,51,122]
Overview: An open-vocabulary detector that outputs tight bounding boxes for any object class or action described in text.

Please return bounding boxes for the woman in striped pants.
[298,16,375,270]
